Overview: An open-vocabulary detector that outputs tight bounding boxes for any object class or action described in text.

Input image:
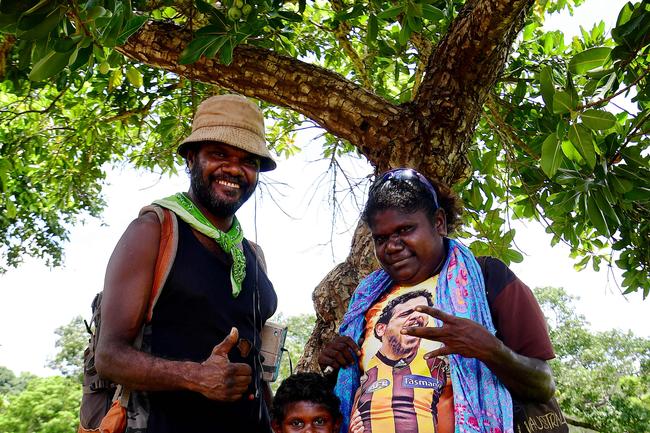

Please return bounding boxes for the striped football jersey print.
[354,352,447,433]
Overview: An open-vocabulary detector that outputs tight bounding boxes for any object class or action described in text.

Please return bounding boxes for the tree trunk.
[297,220,376,370]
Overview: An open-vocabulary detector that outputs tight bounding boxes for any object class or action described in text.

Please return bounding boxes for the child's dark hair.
[271,372,341,422]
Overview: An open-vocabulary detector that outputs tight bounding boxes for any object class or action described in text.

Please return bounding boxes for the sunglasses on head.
[373,168,440,209]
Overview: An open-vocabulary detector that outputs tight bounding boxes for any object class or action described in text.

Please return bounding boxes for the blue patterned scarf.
[334,239,513,433]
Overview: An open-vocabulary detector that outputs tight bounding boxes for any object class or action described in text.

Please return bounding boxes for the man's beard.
[387,334,418,357]
[190,161,256,219]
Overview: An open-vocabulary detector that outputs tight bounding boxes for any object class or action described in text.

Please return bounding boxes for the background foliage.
[46,315,86,382]
[271,313,316,391]
[0,0,648,295]
[535,286,650,433]
[0,375,80,433]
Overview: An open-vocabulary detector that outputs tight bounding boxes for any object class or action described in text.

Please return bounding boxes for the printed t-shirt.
[353,276,454,433]
[350,256,556,433]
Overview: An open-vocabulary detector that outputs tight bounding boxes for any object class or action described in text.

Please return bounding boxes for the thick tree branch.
[409,32,433,96]
[417,0,533,107]
[393,0,534,184]
[116,21,400,164]
[117,0,536,186]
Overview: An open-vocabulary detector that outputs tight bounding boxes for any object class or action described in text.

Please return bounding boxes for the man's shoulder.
[113,210,163,254]
[127,211,162,236]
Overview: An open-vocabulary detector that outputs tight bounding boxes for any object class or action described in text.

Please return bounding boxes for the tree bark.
[116,0,537,372]
[116,22,403,164]
[297,220,377,371]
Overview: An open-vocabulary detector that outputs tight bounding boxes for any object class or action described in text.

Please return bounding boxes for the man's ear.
[185,147,198,170]
[375,322,386,339]
[271,420,281,433]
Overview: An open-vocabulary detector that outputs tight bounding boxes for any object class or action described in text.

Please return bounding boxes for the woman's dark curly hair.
[362,169,463,234]
[271,372,342,422]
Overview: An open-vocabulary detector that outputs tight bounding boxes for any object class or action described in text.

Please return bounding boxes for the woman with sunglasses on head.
[318,168,558,433]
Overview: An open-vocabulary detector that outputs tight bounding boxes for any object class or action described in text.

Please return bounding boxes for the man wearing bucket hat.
[95,94,278,433]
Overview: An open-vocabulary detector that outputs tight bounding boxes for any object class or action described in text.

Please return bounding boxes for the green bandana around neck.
[153,192,246,297]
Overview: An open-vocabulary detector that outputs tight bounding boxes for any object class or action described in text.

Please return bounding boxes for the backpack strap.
[246,239,268,274]
[138,205,178,323]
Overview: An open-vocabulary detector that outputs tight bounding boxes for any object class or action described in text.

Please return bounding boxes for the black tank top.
[147,218,277,433]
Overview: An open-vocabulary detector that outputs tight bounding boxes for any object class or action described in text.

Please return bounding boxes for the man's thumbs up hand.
[211,327,240,358]
[198,327,253,401]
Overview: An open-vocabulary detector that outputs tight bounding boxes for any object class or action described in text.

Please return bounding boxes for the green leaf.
[0,11,19,32]
[219,38,234,65]
[553,91,574,114]
[591,189,620,226]
[398,20,411,46]
[573,255,590,271]
[503,248,524,263]
[23,0,52,15]
[586,194,610,237]
[616,1,634,27]
[205,35,228,59]
[541,133,563,178]
[543,32,554,55]
[366,14,378,45]
[16,6,62,40]
[580,109,617,130]
[107,67,123,91]
[86,6,107,20]
[406,13,422,32]
[561,141,581,162]
[624,187,650,201]
[116,15,148,45]
[568,123,596,168]
[125,66,143,88]
[421,4,444,21]
[69,47,93,71]
[179,36,223,64]
[608,173,634,194]
[28,49,72,81]
[621,147,648,168]
[278,11,303,22]
[6,199,16,219]
[568,47,612,74]
[377,5,403,20]
[539,66,555,112]
[53,37,76,53]
[100,3,125,46]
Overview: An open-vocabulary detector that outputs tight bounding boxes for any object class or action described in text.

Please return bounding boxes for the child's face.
[273,401,341,433]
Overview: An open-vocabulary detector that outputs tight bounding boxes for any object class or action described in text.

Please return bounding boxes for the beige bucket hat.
[178,94,276,172]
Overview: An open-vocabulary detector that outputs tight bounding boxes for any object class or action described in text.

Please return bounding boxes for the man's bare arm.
[95,213,252,401]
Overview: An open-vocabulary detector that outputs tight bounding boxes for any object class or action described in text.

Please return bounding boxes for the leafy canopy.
[0,376,81,433]
[46,315,87,382]
[0,0,648,295]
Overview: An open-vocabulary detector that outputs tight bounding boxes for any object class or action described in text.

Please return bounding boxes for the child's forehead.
[284,401,332,417]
